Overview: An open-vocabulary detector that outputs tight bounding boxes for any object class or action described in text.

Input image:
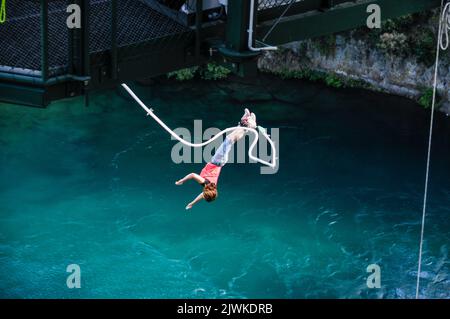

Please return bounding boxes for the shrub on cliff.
[200,63,231,80]
[414,29,437,67]
[167,63,230,81]
[352,10,440,66]
[325,74,344,88]
[381,14,415,33]
[276,68,323,82]
[377,32,409,57]
[418,87,435,109]
[167,67,198,81]
[312,35,336,57]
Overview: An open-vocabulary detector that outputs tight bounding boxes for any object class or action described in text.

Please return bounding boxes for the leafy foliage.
[414,29,436,66]
[418,87,435,109]
[167,63,230,81]
[377,32,409,56]
[312,35,336,57]
[325,74,344,88]
[200,63,231,80]
[270,67,370,90]
[167,67,198,81]
[351,10,441,66]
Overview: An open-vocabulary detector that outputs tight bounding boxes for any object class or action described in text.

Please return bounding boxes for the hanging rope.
[415,0,449,299]
[0,0,6,24]
[261,0,296,42]
[439,2,450,50]
[121,84,278,169]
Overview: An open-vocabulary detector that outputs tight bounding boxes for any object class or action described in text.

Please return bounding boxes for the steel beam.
[40,0,49,82]
[225,0,253,52]
[258,0,441,44]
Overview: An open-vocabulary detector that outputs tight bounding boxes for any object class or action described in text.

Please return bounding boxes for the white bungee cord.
[121,83,277,169]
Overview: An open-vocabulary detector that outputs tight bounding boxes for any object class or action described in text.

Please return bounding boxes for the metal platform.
[0,0,190,76]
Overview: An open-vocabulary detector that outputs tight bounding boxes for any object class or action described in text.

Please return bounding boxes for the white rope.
[415,0,449,299]
[439,2,450,50]
[261,0,296,42]
[121,83,277,169]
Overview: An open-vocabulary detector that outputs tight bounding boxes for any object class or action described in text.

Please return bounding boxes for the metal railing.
[258,0,356,12]
[0,0,191,80]
[258,0,303,11]
[0,0,358,82]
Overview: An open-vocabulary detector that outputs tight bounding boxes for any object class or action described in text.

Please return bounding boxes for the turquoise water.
[0,75,449,298]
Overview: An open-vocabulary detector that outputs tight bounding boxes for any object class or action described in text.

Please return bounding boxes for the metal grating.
[258,0,354,11]
[0,0,190,76]
[258,0,303,11]
[48,0,70,75]
[89,0,189,53]
[0,0,42,73]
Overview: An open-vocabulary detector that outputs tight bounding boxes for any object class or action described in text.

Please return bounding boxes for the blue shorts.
[211,137,233,167]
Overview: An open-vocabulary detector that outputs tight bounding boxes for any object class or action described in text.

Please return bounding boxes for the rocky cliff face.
[258,16,450,114]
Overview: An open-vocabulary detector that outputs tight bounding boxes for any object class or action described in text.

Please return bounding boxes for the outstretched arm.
[186,193,204,210]
[176,173,205,185]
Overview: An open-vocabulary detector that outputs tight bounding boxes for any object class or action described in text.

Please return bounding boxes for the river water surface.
[0,75,449,298]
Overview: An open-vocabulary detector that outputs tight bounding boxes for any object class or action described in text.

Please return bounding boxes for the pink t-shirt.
[200,163,222,185]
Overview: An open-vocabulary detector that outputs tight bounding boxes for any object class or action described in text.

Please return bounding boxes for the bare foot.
[175,180,183,185]
[241,108,251,122]
[247,113,257,129]
[241,108,257,128]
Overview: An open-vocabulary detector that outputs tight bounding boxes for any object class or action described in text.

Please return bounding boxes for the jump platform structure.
[0,0,441,107]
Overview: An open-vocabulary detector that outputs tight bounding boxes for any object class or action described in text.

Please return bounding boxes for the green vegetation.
[310,11,440,66]
[276,68,324,82]
[167,63,230,81]
[418,87,435,109]
[269,67,370,90]
[199,63,231,80]
[312,35,336,57]
[352,10,442,67]
[167,67,198,81]
[324,74,344,88]
[377,32,409,56]
[375,28,437,65]
[381,14,416,33]
[414,29,436,66]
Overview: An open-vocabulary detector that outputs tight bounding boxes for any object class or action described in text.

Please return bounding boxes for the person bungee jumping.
[175,108,257,210]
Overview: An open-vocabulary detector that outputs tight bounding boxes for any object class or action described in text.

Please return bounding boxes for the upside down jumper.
[175,109,257,210]
[121,83,276,209]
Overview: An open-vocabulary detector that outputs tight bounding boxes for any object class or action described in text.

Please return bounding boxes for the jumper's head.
[203,183,218,202]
